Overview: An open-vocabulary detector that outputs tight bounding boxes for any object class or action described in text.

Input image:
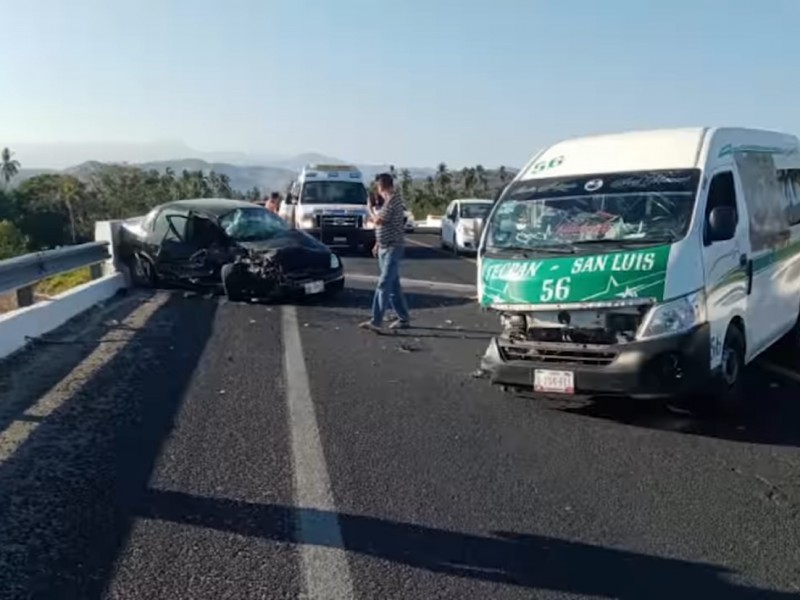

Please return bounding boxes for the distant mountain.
[59,159,296,194]
[7,152,496,194]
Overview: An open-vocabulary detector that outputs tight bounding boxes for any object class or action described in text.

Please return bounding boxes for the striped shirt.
[376,192,406,247]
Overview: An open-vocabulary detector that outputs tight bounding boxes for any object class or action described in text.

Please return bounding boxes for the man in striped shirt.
[359,173,411,331]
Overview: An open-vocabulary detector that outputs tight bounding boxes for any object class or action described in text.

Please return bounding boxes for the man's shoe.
[389,319,411,330]
[359,320,382,332]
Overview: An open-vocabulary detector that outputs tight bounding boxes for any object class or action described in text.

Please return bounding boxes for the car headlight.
[330,253,340,269]
[637,290,707,340]
[362,216,375,230]
[298,217,315,229]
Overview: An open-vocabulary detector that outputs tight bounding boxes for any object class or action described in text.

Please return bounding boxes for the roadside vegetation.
[1,145,513,261]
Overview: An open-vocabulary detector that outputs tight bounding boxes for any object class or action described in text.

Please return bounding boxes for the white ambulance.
[280,164,374,254]
[477,127,800,413]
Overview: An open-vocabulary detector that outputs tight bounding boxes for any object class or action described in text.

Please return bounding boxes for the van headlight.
[330,253,340,269]
[298,217,315,229]
[637,290,707,340]
[362,215,375,230]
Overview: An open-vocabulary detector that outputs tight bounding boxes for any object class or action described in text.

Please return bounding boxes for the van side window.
[447,203,458,221]
[778,169,800,226]
[704,172,737,245]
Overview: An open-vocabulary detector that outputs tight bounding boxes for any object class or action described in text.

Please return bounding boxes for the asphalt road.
[1,233,799,599]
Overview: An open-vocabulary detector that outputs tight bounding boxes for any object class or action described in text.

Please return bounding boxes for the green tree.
[461,167,476,196]
[399,169,413,202]
[475,164,488,195]
[498,165,509,184]
[0,220,28,260]
[435,162,451,200]
[1,147,21,185]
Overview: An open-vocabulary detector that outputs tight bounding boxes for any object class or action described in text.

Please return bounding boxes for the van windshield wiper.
[570,236,676,248]
[488,244,575,256]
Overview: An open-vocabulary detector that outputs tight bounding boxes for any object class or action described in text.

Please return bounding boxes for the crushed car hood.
[238,230,332,270]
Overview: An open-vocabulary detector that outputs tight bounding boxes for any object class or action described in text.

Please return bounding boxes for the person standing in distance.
[265,191,281,213]
[360,173,411,331]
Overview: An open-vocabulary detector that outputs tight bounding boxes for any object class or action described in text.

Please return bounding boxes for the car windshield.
[460,203,492,219]
[485,169,701,253]
[219,207,289,242]
[301,181,367,205]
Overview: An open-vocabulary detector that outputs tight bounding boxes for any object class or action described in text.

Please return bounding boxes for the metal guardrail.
[0,242,111,304]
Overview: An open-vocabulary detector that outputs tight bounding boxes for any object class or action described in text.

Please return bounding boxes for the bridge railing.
[0,242,111,307]
[0,221,129,360]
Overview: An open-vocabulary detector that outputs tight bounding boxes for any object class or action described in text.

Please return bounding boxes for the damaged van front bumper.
[481,324,711,399]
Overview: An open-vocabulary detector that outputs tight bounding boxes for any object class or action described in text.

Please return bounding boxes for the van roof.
[520,127,799,180]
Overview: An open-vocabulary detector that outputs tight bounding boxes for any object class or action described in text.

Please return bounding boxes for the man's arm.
[374,195,398,226]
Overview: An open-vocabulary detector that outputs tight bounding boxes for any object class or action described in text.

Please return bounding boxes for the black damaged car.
[118,198,345,301]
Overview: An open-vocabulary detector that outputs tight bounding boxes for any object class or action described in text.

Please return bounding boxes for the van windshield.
[485,169,701,253]
[301,181,367,205]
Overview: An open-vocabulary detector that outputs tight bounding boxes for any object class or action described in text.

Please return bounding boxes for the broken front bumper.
[480,324,711,399]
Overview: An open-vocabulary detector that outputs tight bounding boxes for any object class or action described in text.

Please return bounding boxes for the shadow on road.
[0,290,148,435]
[135,488,796,599]
[555,368,800,448]
[0,294,218,600]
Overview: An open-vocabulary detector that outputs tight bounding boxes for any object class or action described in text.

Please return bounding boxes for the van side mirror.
[707,206,736,242]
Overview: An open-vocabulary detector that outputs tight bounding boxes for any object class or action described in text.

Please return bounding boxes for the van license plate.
[304,281,324,295]
[534,369,574,394]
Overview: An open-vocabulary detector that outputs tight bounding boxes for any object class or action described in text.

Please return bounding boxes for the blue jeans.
[371,245,410,325]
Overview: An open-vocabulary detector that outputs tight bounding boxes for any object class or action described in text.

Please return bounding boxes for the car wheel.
[130,253,157,288]
[705,325,746,418]
[221,263,247,302]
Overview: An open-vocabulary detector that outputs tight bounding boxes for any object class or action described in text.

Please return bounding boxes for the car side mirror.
[707,206,737,242]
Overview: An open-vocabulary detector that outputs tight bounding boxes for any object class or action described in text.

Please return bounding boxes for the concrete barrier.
[0,273,126,359]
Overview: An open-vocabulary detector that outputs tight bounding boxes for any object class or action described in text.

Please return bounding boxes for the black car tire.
[221,263,248,302]
[130,253,157,288]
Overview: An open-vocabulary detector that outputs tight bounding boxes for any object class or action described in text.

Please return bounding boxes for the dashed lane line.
[282,305,355,600]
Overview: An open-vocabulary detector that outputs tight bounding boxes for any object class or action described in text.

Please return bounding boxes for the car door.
[440,201,453,246]
[443,202,457,246]
[700,169,756,367]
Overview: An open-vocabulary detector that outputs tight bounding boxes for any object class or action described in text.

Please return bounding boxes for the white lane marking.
[759,360,800,383]
[406,236,478,264]
[347,272,476,295]
[282,306,355,600]
[0,293,169,464]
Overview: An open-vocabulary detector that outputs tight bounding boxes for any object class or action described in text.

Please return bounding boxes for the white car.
[440,198,493,254]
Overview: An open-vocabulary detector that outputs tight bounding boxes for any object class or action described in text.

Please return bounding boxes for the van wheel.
[707,326,746,418]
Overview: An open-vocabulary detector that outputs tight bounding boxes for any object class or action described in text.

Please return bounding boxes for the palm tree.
[1,147,21,185]
[462,167,476,196]
[58,177,81,243]
[475,164,488,195]
[435,162,451,200]
[498,165,509,184]
[399,169,413,201]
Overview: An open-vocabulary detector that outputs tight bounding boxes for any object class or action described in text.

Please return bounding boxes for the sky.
[2,0,799,169]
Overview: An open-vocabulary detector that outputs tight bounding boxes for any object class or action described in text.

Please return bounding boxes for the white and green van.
[478,127,800,408]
